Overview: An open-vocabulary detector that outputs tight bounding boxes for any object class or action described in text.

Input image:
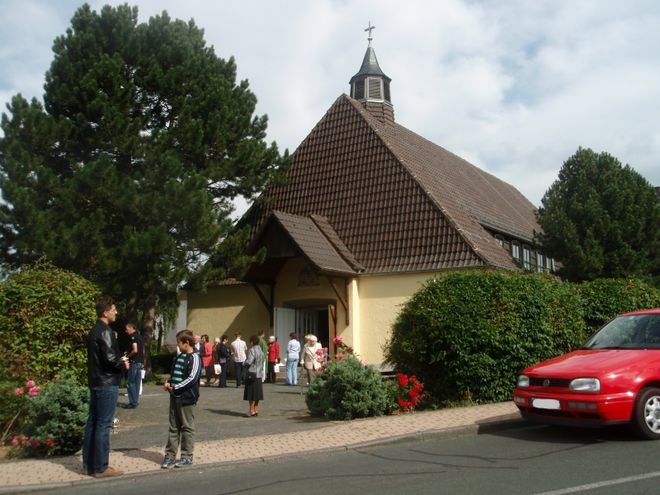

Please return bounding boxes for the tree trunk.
[141,294,156,378]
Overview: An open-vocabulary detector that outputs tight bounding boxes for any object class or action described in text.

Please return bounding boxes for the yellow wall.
[185,259,440,366]
[356,272,438,365]
[187,284,269,340]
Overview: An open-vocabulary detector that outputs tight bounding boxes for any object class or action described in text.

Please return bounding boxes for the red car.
[513,308,660,439]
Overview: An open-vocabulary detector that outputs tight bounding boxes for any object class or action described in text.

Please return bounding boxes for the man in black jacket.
[82,296,129,478]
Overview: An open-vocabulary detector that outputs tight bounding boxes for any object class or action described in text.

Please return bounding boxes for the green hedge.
[384,270,585,404]
[578,278,660,336]
[0,262,99,384]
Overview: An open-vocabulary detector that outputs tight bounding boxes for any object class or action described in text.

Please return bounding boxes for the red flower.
[332,336,343,345]
[397,373,409,388]
[14,387,24,396]
[25,380,35,388]
[30,439,40,449]
[46,438,56,447]
[28,386,40,397]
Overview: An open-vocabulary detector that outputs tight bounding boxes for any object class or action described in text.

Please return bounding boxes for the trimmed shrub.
[0,261,99,383]
[306,355,390,420]
[385,270,584,404]
[8,374,88,457]
[578,278,660,336]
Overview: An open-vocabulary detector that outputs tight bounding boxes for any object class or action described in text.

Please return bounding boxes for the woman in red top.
[201,334,214,385]
[266,336,281,383]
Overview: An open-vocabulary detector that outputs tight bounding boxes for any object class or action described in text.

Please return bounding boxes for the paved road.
[111,381,324,450]
[33,422,660,495]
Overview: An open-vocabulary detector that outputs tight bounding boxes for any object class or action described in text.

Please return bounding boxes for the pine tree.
[0,4,288,366]
[536,147,659,283]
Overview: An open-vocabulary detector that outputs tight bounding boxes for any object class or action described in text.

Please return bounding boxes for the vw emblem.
[542,379,550,387]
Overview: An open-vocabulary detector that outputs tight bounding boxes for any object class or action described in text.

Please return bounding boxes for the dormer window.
[512,243,520,260]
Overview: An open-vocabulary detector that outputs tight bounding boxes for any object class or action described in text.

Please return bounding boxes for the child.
[161,329,201,469]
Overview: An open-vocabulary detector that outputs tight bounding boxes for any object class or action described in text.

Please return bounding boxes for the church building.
[181,28,553,366]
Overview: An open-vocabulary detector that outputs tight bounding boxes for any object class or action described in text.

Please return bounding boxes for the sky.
[1,0,659,212]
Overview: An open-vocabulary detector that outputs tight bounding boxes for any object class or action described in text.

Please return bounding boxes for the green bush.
[0,261,99,383]
[385,270,585,405]
[578,278,660,335]
[305,355,391,420]
[10,374,89,457]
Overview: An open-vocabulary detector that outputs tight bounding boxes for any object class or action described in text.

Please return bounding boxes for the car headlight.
[517,375,530,388]
[569,378,600,393]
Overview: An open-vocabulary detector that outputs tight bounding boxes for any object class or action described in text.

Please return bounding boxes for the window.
[545,257,555,273]
[523,247,531,270]
[511,243,520,260]
[536,253,544,272]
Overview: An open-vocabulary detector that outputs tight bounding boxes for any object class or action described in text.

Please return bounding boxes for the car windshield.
[584,314,660,349]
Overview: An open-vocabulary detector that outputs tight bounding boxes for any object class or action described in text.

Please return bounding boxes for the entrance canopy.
[243,211,363,284]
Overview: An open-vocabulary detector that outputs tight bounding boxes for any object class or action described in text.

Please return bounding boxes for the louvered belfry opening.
[349,42,394,124]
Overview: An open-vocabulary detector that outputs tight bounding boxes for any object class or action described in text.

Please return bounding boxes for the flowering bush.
[6,374,88,457]
[332,335,355,360]
[1,379,43,448]
[389,372,426,412]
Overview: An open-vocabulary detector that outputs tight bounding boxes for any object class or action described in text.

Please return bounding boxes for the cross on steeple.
[365,21,375,46]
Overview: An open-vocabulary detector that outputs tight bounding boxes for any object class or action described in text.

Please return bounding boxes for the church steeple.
[349,22,394,124]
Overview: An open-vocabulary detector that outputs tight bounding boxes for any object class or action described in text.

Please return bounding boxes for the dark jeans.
[82,385,118,474]
[127,362,143,407]
[234,361,244,386]
[267,362,278,383]
[218,361,228,387]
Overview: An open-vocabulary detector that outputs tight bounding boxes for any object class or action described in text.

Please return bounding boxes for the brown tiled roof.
[249,211,358,276]
[246,94,538,274]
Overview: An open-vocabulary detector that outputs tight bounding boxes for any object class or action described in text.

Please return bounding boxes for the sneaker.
[161,457,176,469]
[174,458,193,468]
[94,466,124,478]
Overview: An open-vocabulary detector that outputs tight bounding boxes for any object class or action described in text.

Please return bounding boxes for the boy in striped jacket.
[162,329,201,469]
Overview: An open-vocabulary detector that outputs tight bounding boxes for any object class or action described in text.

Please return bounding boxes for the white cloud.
[1,0,659,209]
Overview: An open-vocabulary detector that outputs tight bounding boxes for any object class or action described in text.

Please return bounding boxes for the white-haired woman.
[301,334,322,384]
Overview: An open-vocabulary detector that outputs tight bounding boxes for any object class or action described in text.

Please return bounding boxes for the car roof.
[620,308,660,316]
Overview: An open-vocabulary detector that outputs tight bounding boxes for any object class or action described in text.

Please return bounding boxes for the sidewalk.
[0,382,521,493]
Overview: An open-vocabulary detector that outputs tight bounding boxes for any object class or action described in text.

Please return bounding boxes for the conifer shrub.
[578,278,660,336]
[306,355,390,420]
[385,270,584,404]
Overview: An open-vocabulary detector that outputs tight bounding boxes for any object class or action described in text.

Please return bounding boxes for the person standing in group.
[82,296,129,478]
[200,334,213,386]
[286,332,301,386]
[257,330,268,382]
[124,322,144,409]
[230,332,247,387]
[266,336,280,383]
[215,335,230,388]
[302,334,323,385]
[243,335,265,417]
[161,329,202,469]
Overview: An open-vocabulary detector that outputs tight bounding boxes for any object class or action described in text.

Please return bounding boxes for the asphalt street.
[33,422,660,495]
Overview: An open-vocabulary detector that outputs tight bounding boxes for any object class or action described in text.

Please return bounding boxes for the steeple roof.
[349,46,391,85]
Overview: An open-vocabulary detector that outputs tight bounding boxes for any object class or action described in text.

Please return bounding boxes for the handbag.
[213,364,221,374]
[242,365,256,383]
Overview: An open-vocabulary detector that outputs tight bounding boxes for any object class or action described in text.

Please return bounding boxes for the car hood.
[523,349,660,378]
